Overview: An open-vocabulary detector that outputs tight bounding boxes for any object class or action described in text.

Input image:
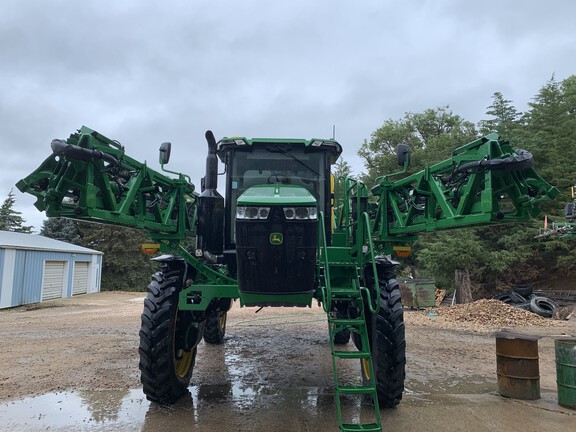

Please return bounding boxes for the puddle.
[2,377,571,432]
[0,376,500,432]
[0,385,339,432]
[405,375,497,397]
[0,389,147,432]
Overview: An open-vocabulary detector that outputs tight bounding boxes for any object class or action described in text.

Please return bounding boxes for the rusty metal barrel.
[495,332,541,400]
[555,338,576,409]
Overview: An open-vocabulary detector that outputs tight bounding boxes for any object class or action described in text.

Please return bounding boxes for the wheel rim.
[361,358,371,381]
[218,313,227,332]
[175,349,194,378]
[173,308,194,379]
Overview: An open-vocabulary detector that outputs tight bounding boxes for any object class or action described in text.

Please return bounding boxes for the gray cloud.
[1,0,575,231]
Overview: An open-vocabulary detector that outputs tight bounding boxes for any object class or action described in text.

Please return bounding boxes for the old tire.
[203,311,228,344]
[513,284,533,297]
[494,291,527,305]
[139,270,198,404]
[361,263,406,408]
[529,296,559,318]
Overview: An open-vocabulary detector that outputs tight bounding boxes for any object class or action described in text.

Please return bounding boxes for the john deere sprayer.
[17,126,558,431]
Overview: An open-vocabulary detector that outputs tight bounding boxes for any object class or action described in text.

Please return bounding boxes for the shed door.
[42,261,66,301]
[73,262,89,295]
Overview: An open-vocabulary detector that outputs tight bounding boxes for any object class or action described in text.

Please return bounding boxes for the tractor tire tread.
[138,270,194,405]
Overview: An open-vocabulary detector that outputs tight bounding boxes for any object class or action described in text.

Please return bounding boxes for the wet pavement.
[1,294,575,431]
[2,380,574,431]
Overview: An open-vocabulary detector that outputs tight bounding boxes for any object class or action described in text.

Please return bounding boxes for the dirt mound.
[406,299,566,332]
[435,299,555,327]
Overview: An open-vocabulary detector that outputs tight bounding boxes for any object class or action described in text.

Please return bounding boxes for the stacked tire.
[493,284,559,318]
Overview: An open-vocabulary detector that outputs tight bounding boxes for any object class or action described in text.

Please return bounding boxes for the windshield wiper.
[267,145,320,176]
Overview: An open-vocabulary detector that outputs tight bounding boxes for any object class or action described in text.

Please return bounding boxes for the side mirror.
[159,142,171,165]
[397,144,411,167]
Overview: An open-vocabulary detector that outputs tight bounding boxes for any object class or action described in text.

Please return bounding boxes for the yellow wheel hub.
[361,358,371,381]
[175,349,194,378]
[218,313,227,330]
[173,308,195,379]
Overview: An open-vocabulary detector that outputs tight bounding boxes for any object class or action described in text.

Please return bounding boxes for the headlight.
[236,206,270,220]
[283,207,317,220]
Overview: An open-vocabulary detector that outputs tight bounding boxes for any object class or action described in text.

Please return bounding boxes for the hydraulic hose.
[51,139,119,166]
[454,149,533,174]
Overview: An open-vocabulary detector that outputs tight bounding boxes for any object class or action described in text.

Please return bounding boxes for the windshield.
[227,146,327,243]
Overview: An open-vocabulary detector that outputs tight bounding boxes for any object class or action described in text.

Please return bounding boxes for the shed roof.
[0,230,103,255]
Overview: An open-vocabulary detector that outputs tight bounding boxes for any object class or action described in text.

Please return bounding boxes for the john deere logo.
[270,232,283,245]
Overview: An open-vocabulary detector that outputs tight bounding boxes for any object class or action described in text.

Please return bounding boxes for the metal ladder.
[320,246,382,432]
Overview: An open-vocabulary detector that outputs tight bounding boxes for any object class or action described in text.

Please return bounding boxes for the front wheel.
[139,270,202,404]
[361,261,406,408]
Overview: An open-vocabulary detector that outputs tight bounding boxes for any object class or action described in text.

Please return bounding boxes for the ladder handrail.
[361,211,381,314]
[317,210,332,313]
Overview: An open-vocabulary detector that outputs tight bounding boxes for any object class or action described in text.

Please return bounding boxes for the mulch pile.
[433,299,554,327]
[406,299,567,332]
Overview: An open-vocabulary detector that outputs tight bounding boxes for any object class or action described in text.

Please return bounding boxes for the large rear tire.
[139,269,200,404]
[203,298,232,344]
[203,311,228,344]
[361,261,406,408]
[333,304,351,345]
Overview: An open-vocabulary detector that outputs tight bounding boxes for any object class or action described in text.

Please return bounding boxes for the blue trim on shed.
[0,248,4,289]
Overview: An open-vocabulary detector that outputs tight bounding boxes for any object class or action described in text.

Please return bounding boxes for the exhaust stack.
[196,130,224,255]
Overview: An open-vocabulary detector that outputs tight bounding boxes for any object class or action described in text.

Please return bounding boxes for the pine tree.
[77,222,157,291]
[479,92,522,143]
[0,190,33,233]
[40,217,81,244]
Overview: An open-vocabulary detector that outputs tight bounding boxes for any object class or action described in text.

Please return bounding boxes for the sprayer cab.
[208,136,342,306]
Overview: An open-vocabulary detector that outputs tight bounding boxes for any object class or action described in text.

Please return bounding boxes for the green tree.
[77,222,157,291]
[521,76,576,197]
[358,77,576,295]
[479,92,523,143]
[0,190,33,233]
[416,224,542,295]
[332,158,353,205]
[40,217,81,244]
[358,106,477,185]
[333,158,352,179]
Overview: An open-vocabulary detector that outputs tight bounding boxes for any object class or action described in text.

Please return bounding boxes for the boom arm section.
[16,126,196,241]
[335,133,559,254]
[372,133,558,242]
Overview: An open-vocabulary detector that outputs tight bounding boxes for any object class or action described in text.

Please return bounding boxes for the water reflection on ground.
[0,384,338,432]
[2,375,572,432]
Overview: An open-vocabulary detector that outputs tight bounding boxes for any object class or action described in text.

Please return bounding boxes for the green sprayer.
[17,126,558,431]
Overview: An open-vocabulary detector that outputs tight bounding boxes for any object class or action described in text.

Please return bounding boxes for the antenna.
[332,125,336,140]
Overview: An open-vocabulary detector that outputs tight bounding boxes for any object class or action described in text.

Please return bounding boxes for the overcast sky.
[2,0,575,231]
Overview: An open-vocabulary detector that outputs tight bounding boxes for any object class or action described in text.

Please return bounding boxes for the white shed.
[0,230,103,309]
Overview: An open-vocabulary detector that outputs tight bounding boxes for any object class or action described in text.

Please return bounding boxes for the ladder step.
[324,261,359,267]
[331,286,360,296]
[341,423,382,432]
[333,350,370,359]
[339,385,376,395]
[330,318,365,327]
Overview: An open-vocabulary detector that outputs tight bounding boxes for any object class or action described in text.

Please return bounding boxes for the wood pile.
[433,299,557,327]
[434,288,447,306]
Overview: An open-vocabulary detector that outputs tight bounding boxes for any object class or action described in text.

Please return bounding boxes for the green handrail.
[361,211,380,314]
[317,210,332,313]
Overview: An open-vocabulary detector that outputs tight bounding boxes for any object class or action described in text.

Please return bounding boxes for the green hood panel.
[237,184,317,206]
